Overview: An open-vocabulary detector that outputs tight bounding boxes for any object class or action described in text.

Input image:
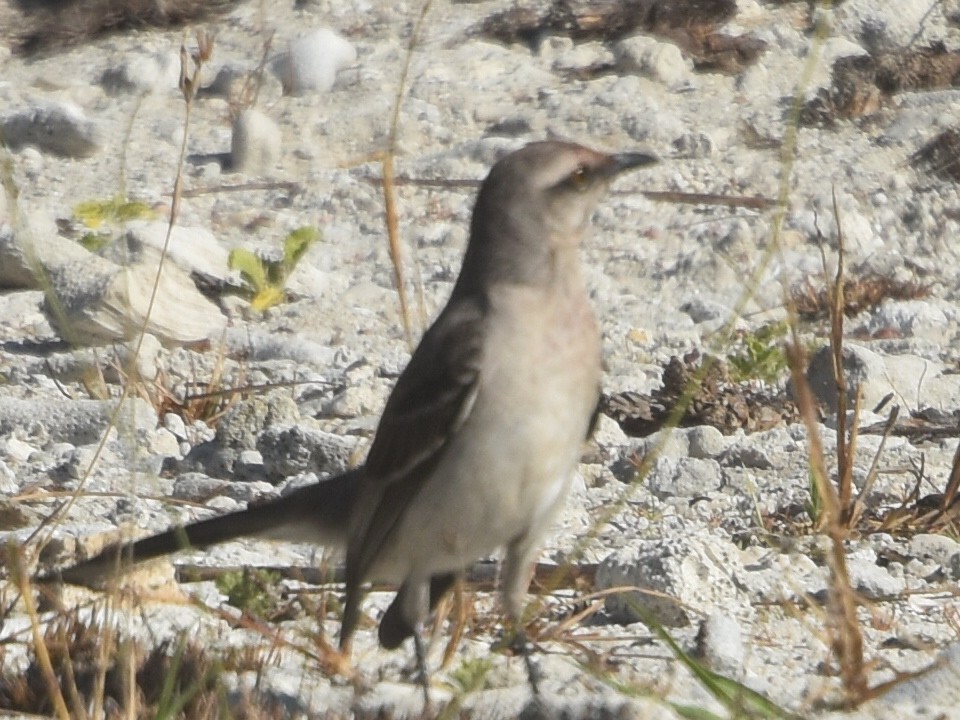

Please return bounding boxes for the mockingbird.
[45,140,657,694]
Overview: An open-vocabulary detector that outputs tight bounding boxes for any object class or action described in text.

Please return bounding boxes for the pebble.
[614,35,693,87]
[596,534,749,626]
[802,343,890,414]
[216,393,300,452]
[122,221,232,286]
[257,423,358,482]
[0,397,155,446]
[695,612,746,677]
[834,0,949,51]
[850,643,960,719]
[686,426,728,459]
[42,255,226,347]
[0,459,17,493]
[0,101,101,157]
[909,534,960,567]
[647,456,722,498]
[847,554,906,598]
[230,108,282,174]
[172,473,277,504]
[863,299,951,340]
[101,49,180,95]
[44,334,163,383]
[272,28,357,95]
[162,413,188,441]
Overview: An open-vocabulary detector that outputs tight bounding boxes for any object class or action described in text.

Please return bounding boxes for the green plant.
[228,225,318,311]
[72,195,155,251]
[728,321,790,384]
[805,468,824,525]
[437,656,494,720]
[446,656,493,694]
[638,606,800,720]
[215,568,283,619]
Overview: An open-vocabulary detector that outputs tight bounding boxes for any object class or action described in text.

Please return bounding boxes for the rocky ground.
[2,0,960,718]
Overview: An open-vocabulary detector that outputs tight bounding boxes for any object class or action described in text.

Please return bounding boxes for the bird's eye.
[568,165,588,190]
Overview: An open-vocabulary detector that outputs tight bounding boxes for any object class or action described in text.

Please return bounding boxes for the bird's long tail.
[40,469,362,587]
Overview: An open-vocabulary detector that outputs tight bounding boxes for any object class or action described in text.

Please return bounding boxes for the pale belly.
[372,281,601,580]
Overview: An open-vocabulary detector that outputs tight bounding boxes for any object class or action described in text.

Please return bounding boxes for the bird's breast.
[376,275,601,578]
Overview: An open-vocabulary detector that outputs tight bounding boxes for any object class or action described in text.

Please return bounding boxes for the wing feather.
[346,296,486,593]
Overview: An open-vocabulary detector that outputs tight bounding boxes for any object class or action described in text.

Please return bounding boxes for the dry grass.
[0,610,290,719]
[10,0,237,56]
[791,272,931,321]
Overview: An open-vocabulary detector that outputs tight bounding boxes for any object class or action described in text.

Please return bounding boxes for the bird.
[42,139,658,698]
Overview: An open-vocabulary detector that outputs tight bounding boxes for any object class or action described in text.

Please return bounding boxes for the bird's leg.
[387,579,434,709]
[503,533,544,696]
[412,627,433,711]
[510,625,542,695]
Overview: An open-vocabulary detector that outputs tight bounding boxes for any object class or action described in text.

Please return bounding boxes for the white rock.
[847,555,906,598]
[834,0,948,51]
[163,413,188,440]
[146,427,182,459]
[45,333,163,383]
[696,613,746,677]
[0,216,93,290]
[0,434,38,463]
[591,413,629,450]
[720,441,774,470]
[272,29,357,95]
[44,253,226,347]
[853,643,960,718]
[614,35,693,87]
[101,49,180,95]
[647,456,722,498]
[0,398,156,446]
[801,343,889,413]
[123,221,231,285]
[0,459,16,493]
[805,36,870,99]
[686,426,728,459]
[258,423,358,481]
[549,41,615,74]
[597,534,749,625]
[909,534,960,566]
[0,101,101,158]
[864,299,950,340]
[230,108,282,174]
[741,548,826,602]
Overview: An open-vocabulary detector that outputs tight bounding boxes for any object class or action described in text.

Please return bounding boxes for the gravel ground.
[3,1,960,717]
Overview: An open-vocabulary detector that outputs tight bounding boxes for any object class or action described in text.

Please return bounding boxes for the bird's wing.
[347,296,486,585]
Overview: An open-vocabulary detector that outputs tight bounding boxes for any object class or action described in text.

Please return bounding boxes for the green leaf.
[806,468,823,524]
[73,200,109,230]
[632,603,801,720]
[673,705,730,720]
[214,568,282,617]
[73,196,154,229]
[251,286,286,312]
[112,199,154,221]
[729,321,790,383]
[78,232,112,252]
[228,227,319,311]
[282,226,319,274]
[228,247,268,293]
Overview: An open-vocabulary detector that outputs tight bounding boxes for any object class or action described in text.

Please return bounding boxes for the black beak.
[608,151,659,175]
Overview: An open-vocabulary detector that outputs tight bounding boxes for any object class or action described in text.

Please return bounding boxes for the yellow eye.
[569,166,588,189]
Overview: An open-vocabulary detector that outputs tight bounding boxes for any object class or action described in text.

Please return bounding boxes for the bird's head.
[460,141,658,291]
